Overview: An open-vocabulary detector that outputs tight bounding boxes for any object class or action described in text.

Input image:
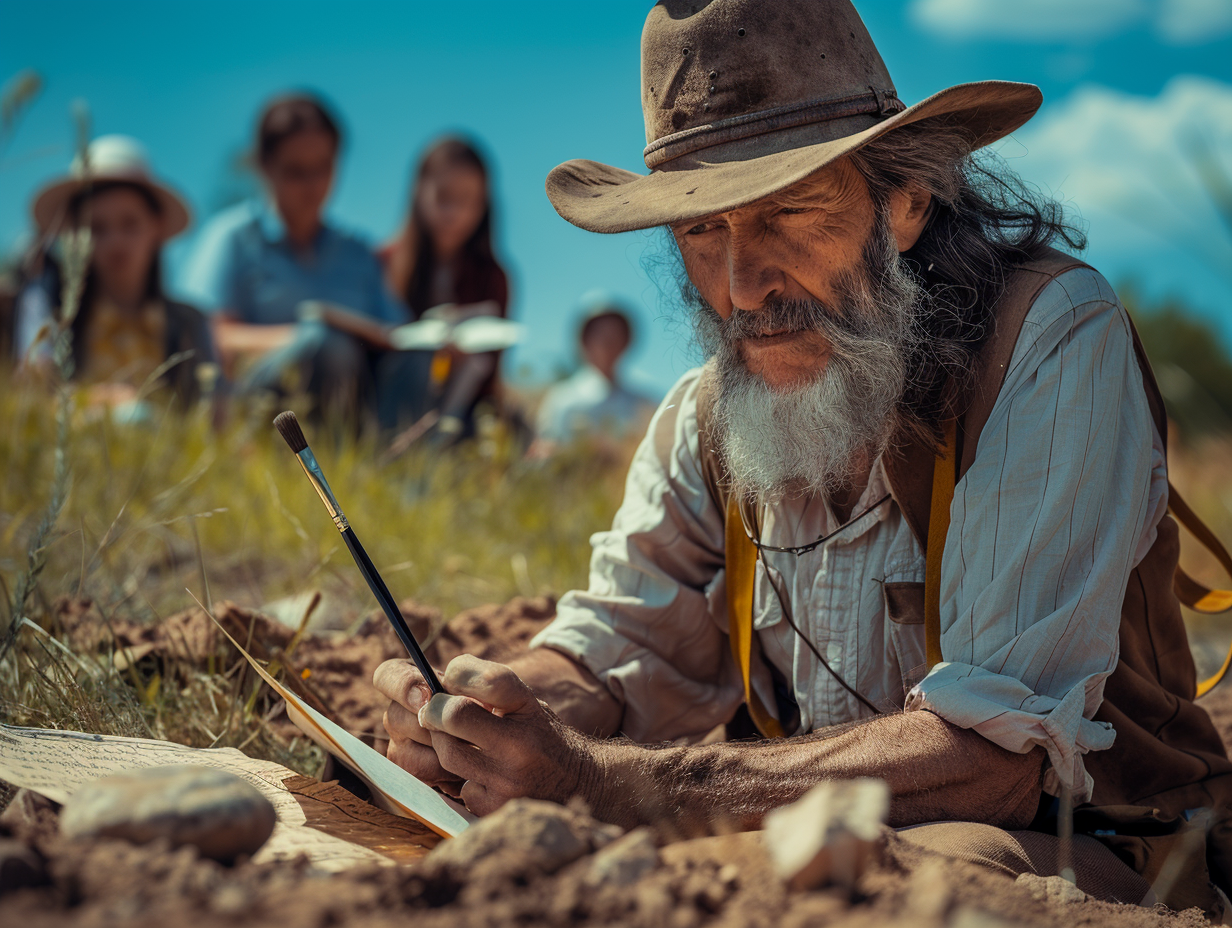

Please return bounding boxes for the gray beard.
[691,220,926,503]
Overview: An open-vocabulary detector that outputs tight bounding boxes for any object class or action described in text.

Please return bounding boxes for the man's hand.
[374,654,607,815]
[374,658,465,797]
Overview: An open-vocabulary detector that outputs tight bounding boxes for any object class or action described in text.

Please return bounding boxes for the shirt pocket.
[883,580,928,693]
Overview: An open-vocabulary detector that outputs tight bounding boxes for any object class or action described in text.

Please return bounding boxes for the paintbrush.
[273,410,443,695]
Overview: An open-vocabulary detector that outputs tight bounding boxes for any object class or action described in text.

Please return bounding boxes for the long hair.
[847,115,1088,437]
[386,137,500,318]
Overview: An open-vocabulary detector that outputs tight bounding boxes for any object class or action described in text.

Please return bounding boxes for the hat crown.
[640,0,899,168]
[70,134,153,181]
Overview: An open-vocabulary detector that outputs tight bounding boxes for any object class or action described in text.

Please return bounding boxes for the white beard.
[693,222,925,503]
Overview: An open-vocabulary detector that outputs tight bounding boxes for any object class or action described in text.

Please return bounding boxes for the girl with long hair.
[383,137,510,441]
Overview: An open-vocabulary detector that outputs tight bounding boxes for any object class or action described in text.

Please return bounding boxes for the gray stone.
[584,828,659,887]
[60,765,276,863]
[427,798,621,879]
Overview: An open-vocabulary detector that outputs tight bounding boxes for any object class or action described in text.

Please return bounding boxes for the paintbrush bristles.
[273,411,308,453]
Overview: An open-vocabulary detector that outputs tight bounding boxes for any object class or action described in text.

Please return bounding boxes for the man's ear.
[887,186,932,253]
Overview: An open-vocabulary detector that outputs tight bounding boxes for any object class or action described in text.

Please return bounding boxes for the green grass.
[0,377,631,772]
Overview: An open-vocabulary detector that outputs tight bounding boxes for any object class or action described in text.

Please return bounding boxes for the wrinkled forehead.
[669,156,870,230]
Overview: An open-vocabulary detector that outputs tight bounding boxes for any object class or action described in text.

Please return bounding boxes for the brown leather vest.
[697,248,1232,901]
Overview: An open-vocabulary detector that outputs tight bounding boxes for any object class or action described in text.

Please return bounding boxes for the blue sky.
[2,0,1231,395]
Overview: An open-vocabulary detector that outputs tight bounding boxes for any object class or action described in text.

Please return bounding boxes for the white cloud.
[1001,75,1232,321]
[909,0,1232,44]
[910,0,1147,40]
[1157,0,1232,43]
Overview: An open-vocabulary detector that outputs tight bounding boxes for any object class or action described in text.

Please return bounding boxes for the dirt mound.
[0,789,1212,928]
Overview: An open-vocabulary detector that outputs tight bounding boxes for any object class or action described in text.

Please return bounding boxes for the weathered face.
[670,158,877,392]
[676,158,933,499]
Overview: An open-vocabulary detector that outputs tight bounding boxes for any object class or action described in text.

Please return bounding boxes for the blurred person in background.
[382,137,510,443]
[531,292,655,456]
[16,135,216,415]
[181,93,416,427]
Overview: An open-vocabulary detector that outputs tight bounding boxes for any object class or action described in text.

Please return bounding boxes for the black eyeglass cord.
[751,496,889,716]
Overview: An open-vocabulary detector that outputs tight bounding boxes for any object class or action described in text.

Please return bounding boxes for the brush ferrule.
[295,448,350,532]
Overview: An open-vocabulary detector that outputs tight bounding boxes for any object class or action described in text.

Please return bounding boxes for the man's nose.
[727,237,785,312]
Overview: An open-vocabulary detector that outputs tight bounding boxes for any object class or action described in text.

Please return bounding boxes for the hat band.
[644,86,905,170]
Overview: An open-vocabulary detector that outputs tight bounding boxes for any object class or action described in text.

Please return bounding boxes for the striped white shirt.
[532,266,1166,802]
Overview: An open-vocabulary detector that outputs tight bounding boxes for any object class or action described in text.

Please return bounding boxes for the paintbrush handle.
[341,527,444,695]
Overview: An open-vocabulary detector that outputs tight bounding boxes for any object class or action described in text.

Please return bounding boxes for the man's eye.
[778,207,814,216]
[685,222,714,235]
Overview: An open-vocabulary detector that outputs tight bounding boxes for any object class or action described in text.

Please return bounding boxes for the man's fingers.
[373,658,432,711]
[429,729,494,784]
[419,693,511,749]
[382,701,432,747]
[441,654,536,715]
[385,736,462,790]
[460,779,502,816]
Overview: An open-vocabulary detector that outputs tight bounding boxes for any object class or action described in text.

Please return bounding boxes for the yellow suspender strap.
[1167,482,1232,697]
[724,496,785,739]
[924,420,958,669]
[727,425,1232,711]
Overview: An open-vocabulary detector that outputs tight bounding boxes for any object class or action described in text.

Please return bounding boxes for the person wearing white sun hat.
[17,134,216,411]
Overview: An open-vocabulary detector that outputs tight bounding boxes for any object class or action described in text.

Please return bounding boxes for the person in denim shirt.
[181,94,420,427]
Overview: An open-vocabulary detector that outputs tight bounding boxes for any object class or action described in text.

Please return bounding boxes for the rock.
[763,778,889,892]
[60,765,276,863]
[1014,872,1091,904]
[0,837,49,893]
[426,798,620,880]
[584,828,659,887]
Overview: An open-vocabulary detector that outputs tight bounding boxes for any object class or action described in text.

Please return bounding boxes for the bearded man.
[375,0,1232,910]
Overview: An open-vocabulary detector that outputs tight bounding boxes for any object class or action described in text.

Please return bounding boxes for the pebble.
[584,827,659,887]
[763,778,889,892]
[1014,872,1091,904]
[60,765,276,863]
[427,798,621,880]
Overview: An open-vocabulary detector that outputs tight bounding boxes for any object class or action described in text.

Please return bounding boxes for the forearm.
[212,317,298,357]
[509,647,623,738]
[586,709,1044,835]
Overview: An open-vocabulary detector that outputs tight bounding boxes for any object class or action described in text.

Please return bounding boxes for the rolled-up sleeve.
[905,268,1163,802]
[530,368,745,743]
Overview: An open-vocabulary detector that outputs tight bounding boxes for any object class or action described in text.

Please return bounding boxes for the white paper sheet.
[212,620,473,838]
[0,724,393,871]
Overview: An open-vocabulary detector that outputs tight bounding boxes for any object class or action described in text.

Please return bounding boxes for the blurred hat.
[577,290,633,344]
[31,135,191,238]
[546,0,1042,233]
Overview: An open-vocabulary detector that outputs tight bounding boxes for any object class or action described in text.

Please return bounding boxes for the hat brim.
[546,81,1042,234]
[32,175,191,239]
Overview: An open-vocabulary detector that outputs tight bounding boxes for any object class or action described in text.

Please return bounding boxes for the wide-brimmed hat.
[546,0,1042,234]
[31,135,191,238]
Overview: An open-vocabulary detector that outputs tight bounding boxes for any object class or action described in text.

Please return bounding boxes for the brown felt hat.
[546,0,1043,234]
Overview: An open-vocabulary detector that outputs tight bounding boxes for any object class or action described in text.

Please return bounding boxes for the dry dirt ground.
[2,597,1229,928]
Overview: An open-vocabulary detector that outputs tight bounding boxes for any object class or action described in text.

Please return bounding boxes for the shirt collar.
[256,199,287,244]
